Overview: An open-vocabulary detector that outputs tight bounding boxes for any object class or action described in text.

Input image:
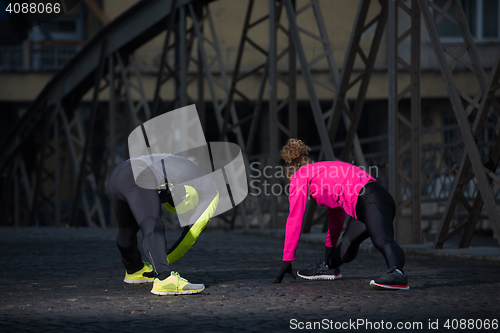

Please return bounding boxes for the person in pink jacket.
[273,139,409,290]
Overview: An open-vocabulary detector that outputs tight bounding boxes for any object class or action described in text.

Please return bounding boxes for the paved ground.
[1,227,499,332]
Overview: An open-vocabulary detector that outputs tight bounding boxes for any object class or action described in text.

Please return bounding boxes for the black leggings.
[108,160,171,277]
[329,182,405,270]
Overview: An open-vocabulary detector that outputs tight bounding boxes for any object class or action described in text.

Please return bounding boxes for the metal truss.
[153,1,197,116]
[0,0,199,227]
[0,46,160,227]
[0,2,169,227]
[303,0,387,233]
[419,0,500,247]
[329,0,387,164]
[153,1,247,144]
[223,0,358,228]
[388,0,422,244]
[188,2,263,230]
[222,0,271,158]
[221,0,293,229]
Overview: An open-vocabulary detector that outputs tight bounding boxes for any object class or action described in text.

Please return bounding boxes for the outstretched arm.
[274,175,308,283]
[282,178,308,261]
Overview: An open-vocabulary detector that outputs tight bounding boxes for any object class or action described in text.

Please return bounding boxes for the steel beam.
[388,0,422,244]
[284,0,334,161]
[70,40,108,227]
[177,5,188,107]
[222,0,279,229]
[152,0,177,118]
[268,0,279,229]
[28,106,57,227]
[331,0,388,163]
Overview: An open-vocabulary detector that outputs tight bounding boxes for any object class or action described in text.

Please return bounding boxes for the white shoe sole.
[124,278,154,284]
[297,272,342,280]
[151,286,205,296]
[369,280,409,290]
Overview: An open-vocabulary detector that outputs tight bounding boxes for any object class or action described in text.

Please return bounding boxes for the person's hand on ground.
[273,261,296,283]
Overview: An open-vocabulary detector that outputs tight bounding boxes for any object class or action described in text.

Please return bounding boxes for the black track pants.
[329,182,405,270]
[108,160,171,276]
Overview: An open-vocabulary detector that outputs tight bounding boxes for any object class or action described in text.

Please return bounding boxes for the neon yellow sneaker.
[151,271,205,296]
[124,261,155,284]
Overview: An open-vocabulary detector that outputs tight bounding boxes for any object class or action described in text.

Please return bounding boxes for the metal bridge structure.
[0,0,499,247]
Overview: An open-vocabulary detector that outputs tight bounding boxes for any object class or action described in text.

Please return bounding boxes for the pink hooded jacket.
[283,161,375,261]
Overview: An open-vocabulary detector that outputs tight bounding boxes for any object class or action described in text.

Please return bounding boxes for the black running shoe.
[297,262,342,280]
[370,266,409,290]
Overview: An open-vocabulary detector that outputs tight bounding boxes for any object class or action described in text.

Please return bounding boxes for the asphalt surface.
[1,227,499,332]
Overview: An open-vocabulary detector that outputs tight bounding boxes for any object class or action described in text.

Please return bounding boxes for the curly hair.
[281,138,313,178]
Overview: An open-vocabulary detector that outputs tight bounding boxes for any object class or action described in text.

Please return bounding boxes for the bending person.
[273,139,408,290]
[108,153,219,296]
